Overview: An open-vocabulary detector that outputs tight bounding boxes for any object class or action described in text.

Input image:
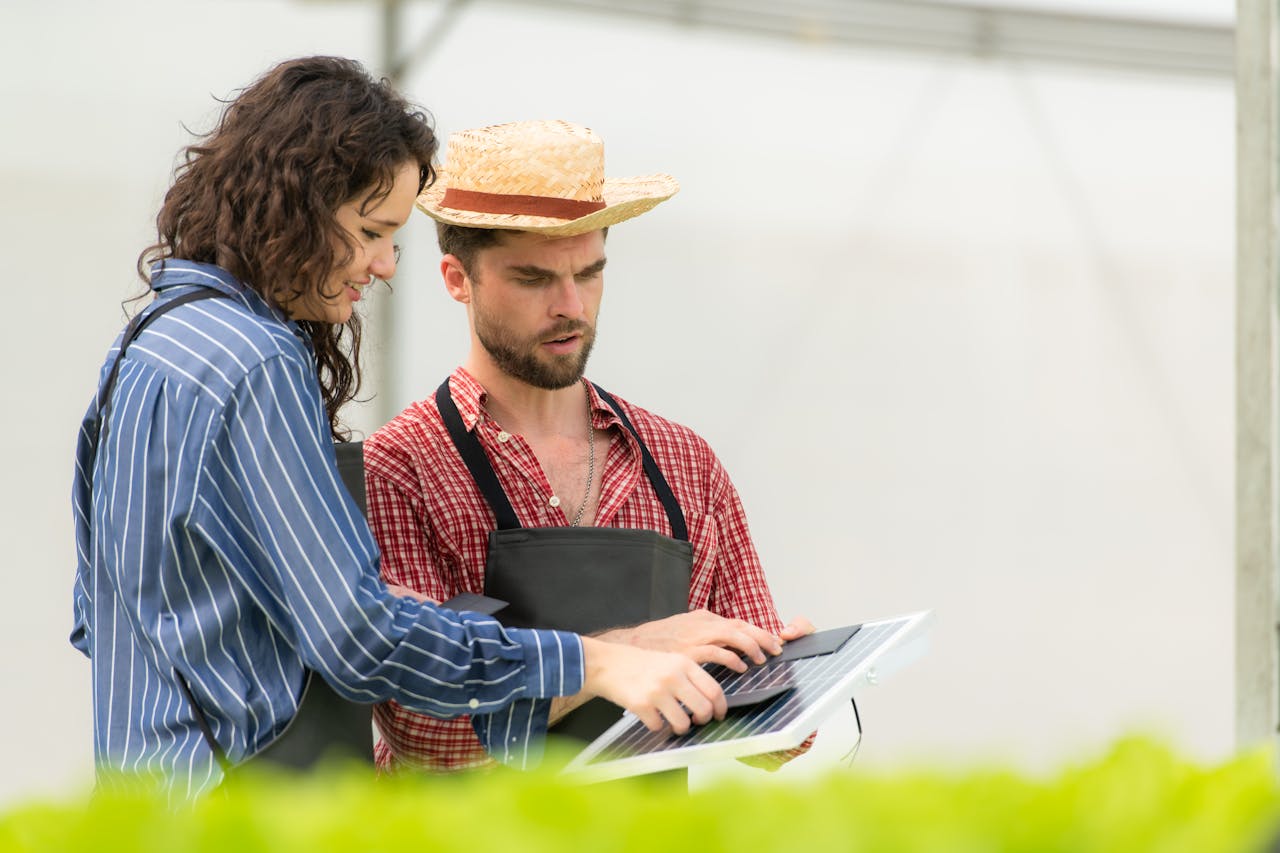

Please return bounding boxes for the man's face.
[465,230,606,390]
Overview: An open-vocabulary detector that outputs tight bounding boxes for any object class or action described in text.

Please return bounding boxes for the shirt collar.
[584,379,625,431]
[149,259,297,332]
[447,366,625,433]
[446,367,489,432]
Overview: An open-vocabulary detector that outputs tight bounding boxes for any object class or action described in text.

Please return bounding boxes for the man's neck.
[463,357,588,439]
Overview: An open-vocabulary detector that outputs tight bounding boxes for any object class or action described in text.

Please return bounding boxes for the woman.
[70,56,724,798]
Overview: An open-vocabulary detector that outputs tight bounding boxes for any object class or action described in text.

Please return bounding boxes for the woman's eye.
[361,228,381,240]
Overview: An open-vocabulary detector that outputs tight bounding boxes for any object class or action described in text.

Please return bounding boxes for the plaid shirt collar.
[448,366,627,435]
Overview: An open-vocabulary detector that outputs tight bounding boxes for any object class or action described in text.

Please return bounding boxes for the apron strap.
[591,384,689,542]
[436,380,522,530]
[174,668,233,774]
[89,287,231,455]
[436,378,690,541]
[85,286,236,769]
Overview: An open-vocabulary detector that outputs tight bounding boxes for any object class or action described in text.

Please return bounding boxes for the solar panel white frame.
[563,610,933,783]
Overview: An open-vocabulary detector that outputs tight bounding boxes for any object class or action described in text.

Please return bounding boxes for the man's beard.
[474,308,597,390]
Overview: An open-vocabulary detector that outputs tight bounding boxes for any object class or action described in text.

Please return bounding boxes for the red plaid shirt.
[365,367,788,772]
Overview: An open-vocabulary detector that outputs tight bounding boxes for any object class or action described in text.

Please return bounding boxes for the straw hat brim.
[417,172,680,237]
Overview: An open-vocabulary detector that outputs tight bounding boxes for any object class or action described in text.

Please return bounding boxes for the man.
[365,119,811,772]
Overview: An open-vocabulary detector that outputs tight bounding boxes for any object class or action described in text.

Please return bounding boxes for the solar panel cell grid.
[581,617,916,769]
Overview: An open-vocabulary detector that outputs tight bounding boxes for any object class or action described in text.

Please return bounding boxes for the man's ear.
[441,254,470,304]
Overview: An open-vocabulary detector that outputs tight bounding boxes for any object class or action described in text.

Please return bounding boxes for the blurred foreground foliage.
[2,737,1278,852]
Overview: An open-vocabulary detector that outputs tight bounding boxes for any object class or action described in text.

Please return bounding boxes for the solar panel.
[562,610,933,783]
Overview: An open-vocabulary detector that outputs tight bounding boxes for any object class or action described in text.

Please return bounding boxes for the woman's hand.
[578,636,727,734]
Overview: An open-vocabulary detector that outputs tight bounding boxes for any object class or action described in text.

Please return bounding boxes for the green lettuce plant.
[1,737,1276,852]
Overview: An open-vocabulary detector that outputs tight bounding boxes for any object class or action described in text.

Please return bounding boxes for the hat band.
[441,188,607,221]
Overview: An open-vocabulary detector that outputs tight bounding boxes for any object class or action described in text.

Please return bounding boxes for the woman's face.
[286,160,421,324]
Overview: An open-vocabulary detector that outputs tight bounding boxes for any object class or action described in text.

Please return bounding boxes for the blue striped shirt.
[70,260,583,797]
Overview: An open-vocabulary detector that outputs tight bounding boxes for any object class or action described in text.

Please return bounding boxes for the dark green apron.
[436,380,694,746]
[176,441,374,774]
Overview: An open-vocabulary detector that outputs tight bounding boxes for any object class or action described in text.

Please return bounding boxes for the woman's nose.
[370,243,400,280]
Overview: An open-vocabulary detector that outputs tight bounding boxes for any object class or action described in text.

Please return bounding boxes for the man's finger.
[386,583,436,603]
[731,632,768,665]
[687,644,749,672]
[713,625,779,663]
[780,616,816,641]
[736,624,784,658]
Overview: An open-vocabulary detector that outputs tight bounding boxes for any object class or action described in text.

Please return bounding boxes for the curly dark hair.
[139,56,438,438]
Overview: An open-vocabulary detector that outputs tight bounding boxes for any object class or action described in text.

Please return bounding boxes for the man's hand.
[578,636,727,734]
[386,583,437,604]
[779,615,816,642]
[600,609,784,673]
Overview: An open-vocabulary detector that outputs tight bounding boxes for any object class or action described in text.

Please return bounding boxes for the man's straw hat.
[417,120,679,237]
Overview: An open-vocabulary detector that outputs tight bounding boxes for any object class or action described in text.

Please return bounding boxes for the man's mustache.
[539,321,591,340]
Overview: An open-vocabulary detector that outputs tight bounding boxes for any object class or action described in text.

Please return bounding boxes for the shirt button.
[468,698,479,710]
[497,431,511,443]
[549,496,561,508]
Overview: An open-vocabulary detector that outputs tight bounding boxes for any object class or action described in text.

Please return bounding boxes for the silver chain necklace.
[569,395,595,527]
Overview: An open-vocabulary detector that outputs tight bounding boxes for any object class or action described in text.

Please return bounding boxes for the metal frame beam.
[363,0,474,430]
[496,0,1232,77]
[1236,0,1280,754]
[305,0,1234,81]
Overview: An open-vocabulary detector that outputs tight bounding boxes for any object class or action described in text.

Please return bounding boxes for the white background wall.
[0,0,1234,805]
